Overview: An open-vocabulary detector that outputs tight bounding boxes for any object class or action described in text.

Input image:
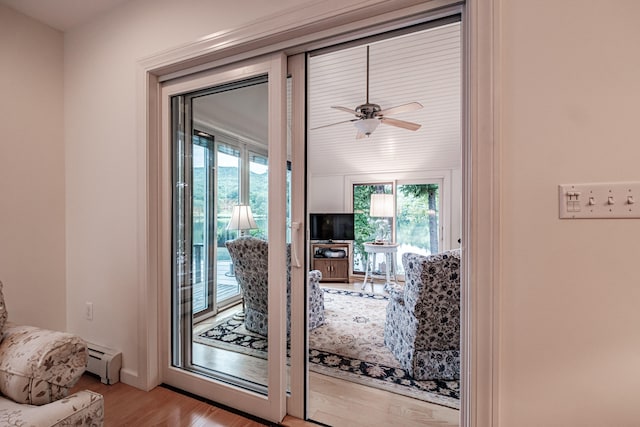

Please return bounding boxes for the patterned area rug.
[195,288,460,409]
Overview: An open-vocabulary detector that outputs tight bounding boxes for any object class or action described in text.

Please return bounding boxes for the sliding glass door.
[161,54,289,422]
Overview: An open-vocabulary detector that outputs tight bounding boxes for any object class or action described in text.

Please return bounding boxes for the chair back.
[226,236,269,313]
[402,249,461,350]
[225,236,291,328]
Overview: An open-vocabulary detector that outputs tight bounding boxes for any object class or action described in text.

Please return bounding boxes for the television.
[310,213,355,241]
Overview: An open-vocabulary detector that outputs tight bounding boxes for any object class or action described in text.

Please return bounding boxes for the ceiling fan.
[315,45,423,139]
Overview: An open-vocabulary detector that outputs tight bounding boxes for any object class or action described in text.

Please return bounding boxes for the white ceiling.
[308,22,461,176]
[193,82,269,145]
[0,0,130,31]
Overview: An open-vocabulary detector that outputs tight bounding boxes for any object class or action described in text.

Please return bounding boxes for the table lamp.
[227,204,258,236]
[370,193,394,243]
[226,204,258,277]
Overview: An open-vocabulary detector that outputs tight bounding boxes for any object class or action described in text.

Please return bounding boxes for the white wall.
[308,175,346,213]
[0,5,66,330]
[498,1,640,425]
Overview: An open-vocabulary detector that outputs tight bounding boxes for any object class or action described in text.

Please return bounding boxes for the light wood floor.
[71,373,277,426]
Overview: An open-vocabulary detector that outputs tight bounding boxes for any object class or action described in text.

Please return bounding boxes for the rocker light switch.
[559,182,640,219]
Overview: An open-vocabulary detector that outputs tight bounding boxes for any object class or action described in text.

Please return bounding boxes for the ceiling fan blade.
[310,119,357,131]
[378,102,423,116]
[331,106,359,115]
[380,116,421,131]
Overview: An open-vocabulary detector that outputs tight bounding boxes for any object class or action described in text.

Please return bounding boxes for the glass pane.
[396,183,440,273]
[352,183,392,273]
[216,144,242,305]
[172,76,271,394]
[249,152,268,240]
[192,137,213,314]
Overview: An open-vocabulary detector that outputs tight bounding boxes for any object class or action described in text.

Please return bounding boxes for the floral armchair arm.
[0,324,88,405]
[383,282,405,304]
[0,390,104,427]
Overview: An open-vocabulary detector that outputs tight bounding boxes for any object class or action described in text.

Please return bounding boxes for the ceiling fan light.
[353,118,380,136]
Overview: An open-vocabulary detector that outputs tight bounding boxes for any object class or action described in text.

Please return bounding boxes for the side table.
[361,242,399,292]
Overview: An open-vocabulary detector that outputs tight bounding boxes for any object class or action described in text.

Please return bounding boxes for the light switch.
[559,182,640,219]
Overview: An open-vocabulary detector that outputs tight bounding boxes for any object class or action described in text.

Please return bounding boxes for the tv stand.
[310,242,350,283]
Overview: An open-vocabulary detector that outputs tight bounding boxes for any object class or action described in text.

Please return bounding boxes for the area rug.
[195,288,460,409]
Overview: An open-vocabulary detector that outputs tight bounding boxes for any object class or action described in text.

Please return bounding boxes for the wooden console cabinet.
[310,242,350,283]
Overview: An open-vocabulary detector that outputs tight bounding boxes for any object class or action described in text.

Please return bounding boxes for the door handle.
[290,221,302,268]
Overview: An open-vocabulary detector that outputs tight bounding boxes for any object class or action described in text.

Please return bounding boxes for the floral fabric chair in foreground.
[0,280,104,426]
[226,236,325,336]
[384,249,461,380]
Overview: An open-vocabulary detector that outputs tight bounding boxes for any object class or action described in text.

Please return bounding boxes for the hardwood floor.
[71,374,278,426]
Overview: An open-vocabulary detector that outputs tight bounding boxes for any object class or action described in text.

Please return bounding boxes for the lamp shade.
[354,118,380,136]
[227,205,258,231]
[370,193,394,217]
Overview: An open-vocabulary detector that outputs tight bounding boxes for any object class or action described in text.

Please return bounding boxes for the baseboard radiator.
[86,342,122,385]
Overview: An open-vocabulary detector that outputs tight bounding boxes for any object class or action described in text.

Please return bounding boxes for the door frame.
[136,0,500,424]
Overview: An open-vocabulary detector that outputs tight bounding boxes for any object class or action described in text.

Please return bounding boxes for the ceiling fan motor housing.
[355,103,382,119]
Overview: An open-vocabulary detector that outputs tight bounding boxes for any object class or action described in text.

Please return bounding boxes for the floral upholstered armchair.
[0,281,104,426]
[383,249,461,380]
[226,236,325,336]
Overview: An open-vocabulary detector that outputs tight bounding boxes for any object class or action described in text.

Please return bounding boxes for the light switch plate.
[559,182,640,219]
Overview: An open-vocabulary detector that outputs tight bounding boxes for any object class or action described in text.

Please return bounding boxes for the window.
[352,180,442,274]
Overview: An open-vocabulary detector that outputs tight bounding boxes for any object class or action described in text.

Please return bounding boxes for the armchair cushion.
[0,324,88,405]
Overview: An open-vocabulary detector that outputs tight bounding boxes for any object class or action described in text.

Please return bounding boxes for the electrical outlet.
[85,302,93,320]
